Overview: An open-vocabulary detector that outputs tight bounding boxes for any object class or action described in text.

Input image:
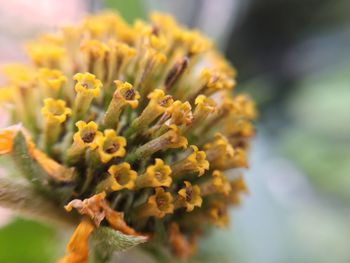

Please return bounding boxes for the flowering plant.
[0,11,256,263]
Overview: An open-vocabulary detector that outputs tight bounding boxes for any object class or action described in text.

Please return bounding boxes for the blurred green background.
[0,0,349,262]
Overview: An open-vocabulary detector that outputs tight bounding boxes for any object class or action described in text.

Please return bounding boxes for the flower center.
[156,196,168,210]
[185,187,193,202]
[124,88,136,100]
[104,141,119,154]
[81,131,96,143]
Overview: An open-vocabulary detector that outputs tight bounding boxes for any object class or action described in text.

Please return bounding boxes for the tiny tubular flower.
[107,41,136,81]
[81,39,108,60]
[66,121,103,163]
[222,147,249,170]
[207,201,229,228]
[175,29,211,56]
[80,39,108,78]
[58,219,95,263]
[171,145,209,177]
[224,119,256,140]
[203,133,234,168]
[26,42,66,68]
[228,175,249,205]
[231,94,258,120]
[136,158,172,188]
[164,56,189,91]
[166,100,193,127]
[73,72,102,121]
[38,68,67,97]
[200,170,231,197]
[41,98,71,150]
[97,162,137,192]
[137,187,174,218]
[96,129,127,163]
[73,121,102,150]
[74,72,102,97]
[176,181,202,212]
[127,125,187,162]
[130,89,173,132]
[200,68,236,95]
[193,95,216,120]
[41,98,72,124]
[182,95,217,135]
[104,81,140,129]
[1,64,37,86]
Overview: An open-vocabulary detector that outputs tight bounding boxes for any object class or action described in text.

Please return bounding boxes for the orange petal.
[58,219,95,263]
[104,207,137,236]
[0,129,14,154]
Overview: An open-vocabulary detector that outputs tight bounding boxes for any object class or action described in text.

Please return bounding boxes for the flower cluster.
[0,11,256,262]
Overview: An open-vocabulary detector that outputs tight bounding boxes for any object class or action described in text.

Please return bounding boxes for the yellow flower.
[96,130,127,163]
[175,29,211,56]
[38,68,67,91]
[200,170,231,197]
[72,72,102,121]
[73,121,102,150]
[107,162,137,191]
[73,72,102,98]
[41,98,71,124]
[104,81,140,129]
[177,181,202,212]
[199,68,236,96]
[171,145,209,177]
[26,42,66,68]
[0,86,13,103]
[232,94,258,120]
[130,89,174,132]
[127,125,188,162]
[136,158,172,188]
[207,201,229,228]
[203,133,236,170]
[166,101,193,127]
[211,170,232,196]
[107,41,136,81]
[228,175,249,205]
[137,187,174,218]
[1,64,36,86]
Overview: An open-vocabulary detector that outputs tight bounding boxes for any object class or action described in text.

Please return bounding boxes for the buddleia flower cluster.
[0,11,256,263]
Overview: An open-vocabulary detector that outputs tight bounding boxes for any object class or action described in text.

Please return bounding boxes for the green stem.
[0,176,78,228]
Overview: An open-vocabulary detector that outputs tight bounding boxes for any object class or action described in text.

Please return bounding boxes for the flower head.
[0,11,256,262]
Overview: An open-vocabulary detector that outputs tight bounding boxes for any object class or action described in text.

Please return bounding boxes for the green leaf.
[92,227,147,262]
[12,133,51,190]
[11,132,74,203]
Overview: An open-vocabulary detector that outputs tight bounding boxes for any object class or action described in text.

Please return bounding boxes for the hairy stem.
[0,176,78,228]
